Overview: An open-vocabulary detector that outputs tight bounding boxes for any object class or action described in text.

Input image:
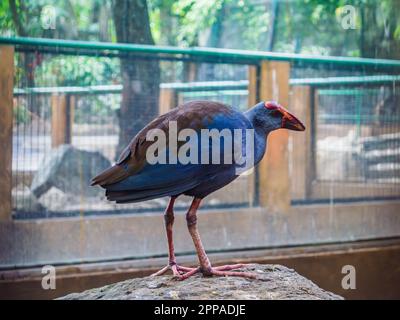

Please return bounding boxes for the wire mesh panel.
[9,41,400,218]
[11,49,255,219]
[290,69,400,203]
[314,83,400,199]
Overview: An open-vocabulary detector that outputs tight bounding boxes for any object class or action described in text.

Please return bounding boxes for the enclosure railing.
[12,75,400,208]
[1,36,400,220]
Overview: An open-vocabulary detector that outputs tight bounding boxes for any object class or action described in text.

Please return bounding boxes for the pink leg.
[151,197,198,279]
[185,198,258,280]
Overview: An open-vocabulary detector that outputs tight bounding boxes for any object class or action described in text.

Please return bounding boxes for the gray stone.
[31,145,111,198]
[58,264,343,300]
[12,186,44,212]
[37,187,70,212]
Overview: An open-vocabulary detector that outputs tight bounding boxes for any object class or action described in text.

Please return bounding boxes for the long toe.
[174,267,201,281]
[176,265,198,272]
[213,263,255,271]
[151,263,200,279]
[150,265,170,277]
[206,264,259,279]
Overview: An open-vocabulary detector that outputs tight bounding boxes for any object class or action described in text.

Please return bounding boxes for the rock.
[37,187,70,212]
[317,130,362,181]
[12,186,44,212]
[58,264,343,300]
[31,145,111,198]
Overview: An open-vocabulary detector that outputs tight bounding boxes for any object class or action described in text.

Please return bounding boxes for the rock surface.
[58,264,343,300]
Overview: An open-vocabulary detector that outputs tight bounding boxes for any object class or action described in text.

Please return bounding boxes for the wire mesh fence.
[289,72,400,203]
[11,49,255,219]
[6,39,400,219]
[313,83,400,200]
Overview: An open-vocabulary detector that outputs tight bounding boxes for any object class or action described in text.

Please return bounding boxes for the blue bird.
[92,100,305,279]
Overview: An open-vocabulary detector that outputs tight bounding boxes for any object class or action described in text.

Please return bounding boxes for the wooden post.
[51,94,74,148]
[159,88,177,115]
[247,65,258,206]
[248,65,257,107]
[187,62,197,82]
[0,46,14,221]
[258,60,291,213]
[290,86,313,200]
[311,88,318,187]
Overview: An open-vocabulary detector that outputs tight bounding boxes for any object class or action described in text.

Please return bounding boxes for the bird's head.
[250,101,305,133]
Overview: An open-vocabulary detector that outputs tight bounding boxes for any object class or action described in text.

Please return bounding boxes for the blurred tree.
[2,1,398,64]
[112,0,161,157]
[7,0,44,113]
[266,0,279,51]
[359,0,400,59]
[272,0,399,59]
[2,0,116,113]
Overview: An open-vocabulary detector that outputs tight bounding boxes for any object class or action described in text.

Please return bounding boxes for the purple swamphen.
[91,100,305,279]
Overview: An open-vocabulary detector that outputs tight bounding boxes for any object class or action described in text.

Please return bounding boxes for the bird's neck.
[253,127,268,165]
[243,108,269,165]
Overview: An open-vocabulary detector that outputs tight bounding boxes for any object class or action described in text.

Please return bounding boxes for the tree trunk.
[201,2,225,81]
[266,0,279,51]
[9,0,38,114]
[112,0,161,157]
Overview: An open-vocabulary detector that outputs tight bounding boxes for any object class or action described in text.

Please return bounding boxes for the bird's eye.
[270,109,282,117]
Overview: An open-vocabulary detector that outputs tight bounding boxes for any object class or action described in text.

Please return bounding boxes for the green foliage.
[171,0,225,46]
[0,1,13,34]
[225,1,271,50]
[74,95,120,125]
[13,103,31,125]
[1,0,399,59]
[34,56,120,87]
[0,0,114,40]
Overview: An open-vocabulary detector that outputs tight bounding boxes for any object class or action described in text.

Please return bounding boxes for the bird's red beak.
[281,109,306,131]
[265,101,306,131]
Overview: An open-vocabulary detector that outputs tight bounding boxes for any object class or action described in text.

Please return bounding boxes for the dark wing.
[91,101,247,203]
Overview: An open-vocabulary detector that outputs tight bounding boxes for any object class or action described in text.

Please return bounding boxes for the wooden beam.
[247,65,258,206]
[258,60,291,212]
[290,86,312,200]
[0,46,14,221]
[311,181,400,199]
[51,94,74,147]
[311,88,319,185]
[187,62,197,82]
[158,88,177,114]
[247,65,257,107]
[1,201,400,268]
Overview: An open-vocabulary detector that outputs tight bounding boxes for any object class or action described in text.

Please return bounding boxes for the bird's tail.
[91,165,128,187]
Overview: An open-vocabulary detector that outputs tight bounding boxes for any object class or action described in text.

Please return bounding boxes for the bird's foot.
[151,263,258,280]
[202,263,259,279]
[150,262,199,279]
